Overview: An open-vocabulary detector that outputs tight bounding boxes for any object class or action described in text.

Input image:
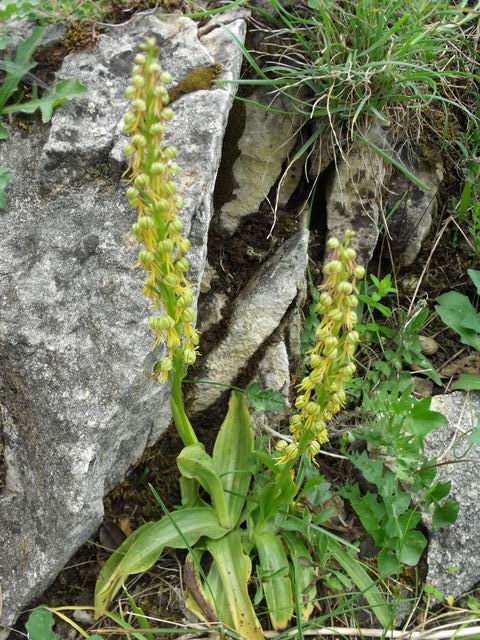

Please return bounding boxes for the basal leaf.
[94,507,226,617]
[0,167,11,210]
[0,123,8,139]
[3,79,87,122]
[25,608,58,640]
[177,443,230,528]
[212,390,254,527]
[255,530,293,630]
[398,530,427,566]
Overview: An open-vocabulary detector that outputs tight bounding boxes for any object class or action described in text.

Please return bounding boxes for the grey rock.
[423,392,480,599]
[219,87,300,234]
[387,156,443,266]
[198,292,228,333]
[192,230,309,412]
[251,340,291,434]
[0,12,245,631]
[325,122,387,265]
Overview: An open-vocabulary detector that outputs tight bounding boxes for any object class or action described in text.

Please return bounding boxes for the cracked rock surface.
[424,392,480,599]
[0,13,244,631]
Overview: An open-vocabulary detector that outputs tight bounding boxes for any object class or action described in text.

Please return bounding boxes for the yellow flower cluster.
[276,230,364,464]
[122,38,199,382]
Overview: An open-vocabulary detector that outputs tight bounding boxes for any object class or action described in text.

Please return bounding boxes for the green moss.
[168,64,223,103]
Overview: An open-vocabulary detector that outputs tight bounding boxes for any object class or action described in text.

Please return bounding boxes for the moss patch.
[168,63,223,103]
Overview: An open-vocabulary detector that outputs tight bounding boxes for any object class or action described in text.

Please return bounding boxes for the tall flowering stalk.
[276,231,364,464]
[122,37,199,446]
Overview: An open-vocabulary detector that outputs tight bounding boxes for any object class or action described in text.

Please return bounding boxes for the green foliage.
[232,0,479,171]
[436,269,480,352]
[0,28,86,208]
[341,373,457,575]
[246,382,286,413]
[0,0,112,23]
[25,608,58,640]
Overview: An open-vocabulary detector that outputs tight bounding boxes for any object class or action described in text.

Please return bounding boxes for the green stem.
[170,355,198,446]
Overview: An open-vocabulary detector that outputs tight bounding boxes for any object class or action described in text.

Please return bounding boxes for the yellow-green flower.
[123,38,199,382]
[276,230,364,464]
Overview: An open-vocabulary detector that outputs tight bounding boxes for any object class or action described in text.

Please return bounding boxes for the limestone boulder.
[0,12,245,632]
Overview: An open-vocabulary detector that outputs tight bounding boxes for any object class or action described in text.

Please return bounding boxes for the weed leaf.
[25,608,58,640]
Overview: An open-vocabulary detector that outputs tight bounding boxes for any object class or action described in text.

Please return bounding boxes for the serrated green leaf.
[25,608,59,640]
[432,500,459,530]
[246,382,286,413]
[0,26,45,112]
[452,374,480,391]
[398,529,427,566]
[212,390,254,527]
[3,79,87,122]
[404,397,447,441]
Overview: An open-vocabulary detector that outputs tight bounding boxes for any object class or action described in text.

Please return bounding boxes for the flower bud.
[123,112,135,125]
[347,294,358,308]
[131,134,147,147]
[158,239,174,253]
[178,291,193,308]
[132,75,144,87]
[151,162,166,175]
[123,143,135,157]
[175,195,184,210]
[305,401,320,416]
[134,53,146,65]
[160,71,172,84]
[163,273,177,288]
[348,311,358,324]
[309,440,321,457]
[178,237,190,253]
[138,215,154,230]
[184,349,196,365]
[147,62,161,75]
[310,354,323,369]
[323,259,342,275]
[150,122,165,136]
[169,219,183,234]
[138,250,154,265]
[132,99,146,112]
[353,265,365,278]
[295,396,306,410]
[344,229,356,241]
[276,439,288,452]
[344,247,357,260]
[156,198,169,212]
[327,237,340,250]
[175,257,189,272]
[127,186,139,201]
[338,281,353,295]
[183,308,196,322]
[134,173,150,187]
[161,108,173,121]
[165,181,177,194]
[125,85,136,98]
[164,146,178,160]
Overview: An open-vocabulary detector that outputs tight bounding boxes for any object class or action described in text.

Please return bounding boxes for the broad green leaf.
[378,548,401,576]
[404,397,447,441]
[207,531,263,640]
[469,422,480,444]
[246,382,287,413]
[177,443,230,528]
[3,79,87,122]
[283,533,317,622]
[0,26,45,112]
[452,374,480,391]
[436,292,480,351]
[255,530,293,630]
[212,390,254,527]
[204,560,234,627]
[0,123,8,139]
[328,539,393,628]
[432,500,459,530]
[468,269,480,296]
[95,508,226,617]
[25,608,58,640]
[398,530,427,566]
